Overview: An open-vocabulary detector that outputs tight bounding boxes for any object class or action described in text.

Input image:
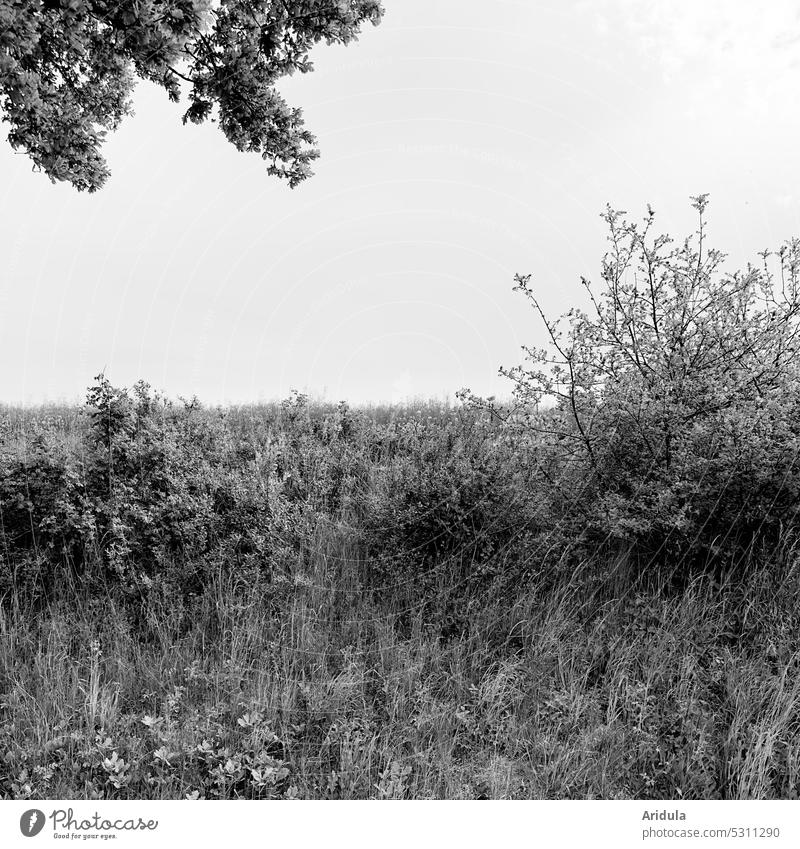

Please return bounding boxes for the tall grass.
[1,388,799,799]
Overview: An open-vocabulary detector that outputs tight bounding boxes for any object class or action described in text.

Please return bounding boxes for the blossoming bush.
[492,197,800,577]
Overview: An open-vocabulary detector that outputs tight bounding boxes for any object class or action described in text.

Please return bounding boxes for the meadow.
[3,203,800,800]
[1,383,800,800]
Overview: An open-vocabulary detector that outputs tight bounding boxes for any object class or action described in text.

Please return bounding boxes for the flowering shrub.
[487,198,800,577]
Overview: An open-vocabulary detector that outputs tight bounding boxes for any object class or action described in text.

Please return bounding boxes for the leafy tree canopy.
[0,0,383,190]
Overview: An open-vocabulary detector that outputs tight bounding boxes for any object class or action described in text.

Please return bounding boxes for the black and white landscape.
[2,0,800,801]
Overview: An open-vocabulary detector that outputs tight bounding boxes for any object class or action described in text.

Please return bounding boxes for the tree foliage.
[0,0,383,190]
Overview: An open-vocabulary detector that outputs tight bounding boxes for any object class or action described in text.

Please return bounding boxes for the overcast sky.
[3,0,800,405]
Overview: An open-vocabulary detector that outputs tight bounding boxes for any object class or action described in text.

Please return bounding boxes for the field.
[2,383,800,800]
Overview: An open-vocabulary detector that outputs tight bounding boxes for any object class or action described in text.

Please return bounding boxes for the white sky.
[2,0,800,405]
